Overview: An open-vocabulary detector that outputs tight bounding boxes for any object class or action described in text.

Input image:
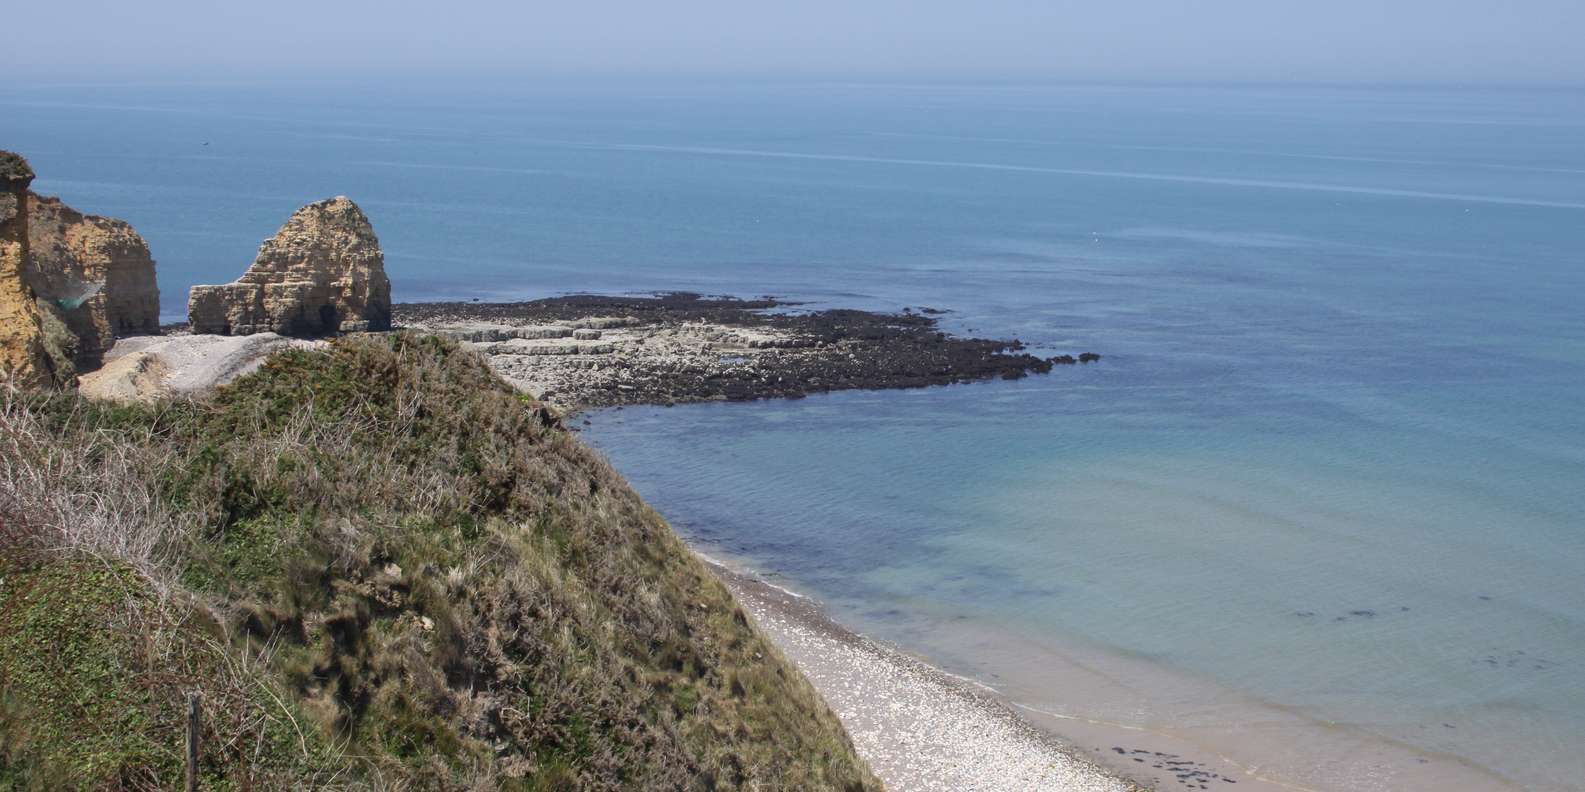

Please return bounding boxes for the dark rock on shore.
[396,293,1090,410]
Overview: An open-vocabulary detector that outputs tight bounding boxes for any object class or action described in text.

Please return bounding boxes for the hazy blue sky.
[10,0,1585,83]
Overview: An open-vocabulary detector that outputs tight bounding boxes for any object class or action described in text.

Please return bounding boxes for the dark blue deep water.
[5,80,1583,789]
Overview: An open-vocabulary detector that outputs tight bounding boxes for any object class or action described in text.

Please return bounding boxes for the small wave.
[692,549,810,599]
[936,667,1003,695]
[760,579,810,600]
[350,160,549,176]
[522,138,1585,211]
[863,130,1585,176]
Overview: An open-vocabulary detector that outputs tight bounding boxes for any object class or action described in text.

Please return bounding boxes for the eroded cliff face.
[188,196,391,337]
[27,194,161,368]
[0,151,64,388]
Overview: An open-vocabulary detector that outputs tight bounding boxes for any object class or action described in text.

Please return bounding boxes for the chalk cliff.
[26,194,160,368]
[188,197,391,336]
[0,151,63,387]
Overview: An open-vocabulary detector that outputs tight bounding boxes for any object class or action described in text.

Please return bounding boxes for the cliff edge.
[0,335,879,789]
[0,151,67,388]
[26,193,161,369]
[2,150,165,384]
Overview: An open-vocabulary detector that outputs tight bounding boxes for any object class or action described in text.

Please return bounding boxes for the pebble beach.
[713,561,1139,792]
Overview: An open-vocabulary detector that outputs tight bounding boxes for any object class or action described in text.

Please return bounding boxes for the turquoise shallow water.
[4,79,1583,789]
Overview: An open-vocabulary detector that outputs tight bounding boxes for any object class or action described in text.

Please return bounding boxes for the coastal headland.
[106,292,1098,409]
[5,169,1132,789]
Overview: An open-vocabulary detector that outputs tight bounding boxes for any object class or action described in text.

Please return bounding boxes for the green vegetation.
[0,334,877,790]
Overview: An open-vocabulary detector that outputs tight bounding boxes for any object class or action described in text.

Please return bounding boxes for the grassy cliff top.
[0,151,33,190]
[0,333,877,790]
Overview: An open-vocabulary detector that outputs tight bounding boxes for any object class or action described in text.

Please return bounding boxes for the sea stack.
[26,193,161,369]
[188,197,391,337]
[0,151,65,387]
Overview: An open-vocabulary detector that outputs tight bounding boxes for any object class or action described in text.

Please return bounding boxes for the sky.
[7,0,1585,83]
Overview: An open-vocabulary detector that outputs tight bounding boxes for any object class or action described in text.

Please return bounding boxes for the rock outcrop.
[188,197,391,337]
[396,294,1069,409]
[0,151,65,387]
[26,194,160,368]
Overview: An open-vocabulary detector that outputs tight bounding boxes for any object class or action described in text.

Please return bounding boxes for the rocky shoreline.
[7,153,1100,414]
[396,292,1098,411]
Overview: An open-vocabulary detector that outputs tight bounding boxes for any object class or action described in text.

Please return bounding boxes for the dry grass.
[0,376,186,576]
[0,335,879,790]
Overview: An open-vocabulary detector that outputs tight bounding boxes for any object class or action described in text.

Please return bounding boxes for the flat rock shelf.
[395,293,1096,411]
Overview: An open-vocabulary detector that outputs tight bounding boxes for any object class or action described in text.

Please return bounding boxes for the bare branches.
[0,376,192,581]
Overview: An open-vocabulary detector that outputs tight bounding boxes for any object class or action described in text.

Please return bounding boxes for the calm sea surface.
[4,79,1582,789]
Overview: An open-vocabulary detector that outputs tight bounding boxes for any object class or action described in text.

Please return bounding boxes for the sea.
[4,78,1582,790]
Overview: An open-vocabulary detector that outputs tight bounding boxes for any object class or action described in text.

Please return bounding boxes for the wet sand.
[909,618,1526,792]
[710,558,1523,792]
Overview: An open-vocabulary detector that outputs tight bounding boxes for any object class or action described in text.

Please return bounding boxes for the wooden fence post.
[186,692,200,792]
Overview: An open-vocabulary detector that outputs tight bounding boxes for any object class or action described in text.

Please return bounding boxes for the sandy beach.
[711,561,1139,792]
[709,557,1521,792]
